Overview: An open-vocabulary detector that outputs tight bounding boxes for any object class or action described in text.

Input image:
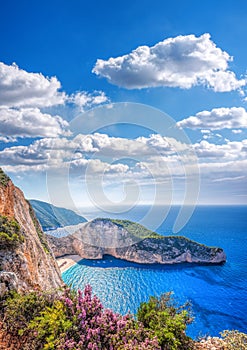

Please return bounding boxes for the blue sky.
[0,0,247,210]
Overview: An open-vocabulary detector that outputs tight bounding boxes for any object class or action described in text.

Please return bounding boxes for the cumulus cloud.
[69,158,129,176]
[0,62,66,107]
[193,139,246,159]
[177,107,247,130]
[0,136,17,143]
[68,91,109,110]
[0,61,111,111]
[1,131,246,201]
[93,33,246,91]
[0,137,130,176]
[0,107,69,138]
[0,133,187,174]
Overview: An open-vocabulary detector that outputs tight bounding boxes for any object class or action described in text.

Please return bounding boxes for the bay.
[61,205,247,339]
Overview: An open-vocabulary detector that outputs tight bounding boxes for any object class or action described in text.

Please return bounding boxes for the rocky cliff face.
[47,218,226,265]
[0,169,63,294]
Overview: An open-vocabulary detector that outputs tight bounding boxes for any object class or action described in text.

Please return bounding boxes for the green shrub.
[0,168,10,186]
[2,286,160,350]
[2,290,58,349]
[109,218,161,239]
[137,292,193,350]
[3,290,55,335]
[28,300,72,350]
[221,330,247,349]
[0,215,24,247]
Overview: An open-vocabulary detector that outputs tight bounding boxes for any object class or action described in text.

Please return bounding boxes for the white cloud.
[69,158,129,176]
[0,107,69,138]
[212,175,245,182]
[0,136,17,143]
[232,129,243,134]
[0,62,66,107]
[199,159,247,176]
[193,139,246,159]
[1,133,246,191]
[0,138,130,176]
[177,107,247,130]
[68,91,109,110]
[0,133,187,174]
[93,33,245,91]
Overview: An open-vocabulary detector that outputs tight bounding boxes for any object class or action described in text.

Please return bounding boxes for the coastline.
[56,254,83,273]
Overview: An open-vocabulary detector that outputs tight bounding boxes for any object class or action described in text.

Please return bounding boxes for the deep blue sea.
[61,205,247,339]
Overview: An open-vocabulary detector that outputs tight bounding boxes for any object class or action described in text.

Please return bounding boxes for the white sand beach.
[56,254,82,273]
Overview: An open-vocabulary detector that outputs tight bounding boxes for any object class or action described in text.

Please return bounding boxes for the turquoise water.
[62,205,247,339]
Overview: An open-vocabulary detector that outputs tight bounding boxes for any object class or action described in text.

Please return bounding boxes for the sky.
[0,0,247,213]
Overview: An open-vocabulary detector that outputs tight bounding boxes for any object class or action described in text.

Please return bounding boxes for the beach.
[56,254,82,273]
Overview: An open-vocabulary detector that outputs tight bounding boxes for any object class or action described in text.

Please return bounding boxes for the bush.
[3,290,55,335]
[2,284,247,350]
[2,286,160,350]
[28,299,72,350]
[0,168,10,186]
[221,330,247,349]
[0,215,24,248]
[137,292,193,350]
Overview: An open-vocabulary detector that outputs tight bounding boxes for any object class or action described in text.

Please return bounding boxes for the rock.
[0,168,63,292]
[47,218,226,265]
[0,272,18,297]
[194,336,226,349]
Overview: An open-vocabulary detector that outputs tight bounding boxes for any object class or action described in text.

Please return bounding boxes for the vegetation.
[30,199,87,231]
[0,215,24,248]
[0,168,10,186]
[103,218,161,239]
[28,202,50,254]
[2,286,160,350]
[2,290,55,336]
[137,292,193,350]
[98,219,220,251]
[1,285,247,349]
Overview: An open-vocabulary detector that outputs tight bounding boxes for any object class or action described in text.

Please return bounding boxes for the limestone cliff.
[0,168,63,293]
[47,218,226,265]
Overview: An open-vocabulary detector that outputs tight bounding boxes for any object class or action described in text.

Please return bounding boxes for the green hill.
[29,199,87,231]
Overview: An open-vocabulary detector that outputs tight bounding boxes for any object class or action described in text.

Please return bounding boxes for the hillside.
[29,199,87,231]
[47,217,226,264]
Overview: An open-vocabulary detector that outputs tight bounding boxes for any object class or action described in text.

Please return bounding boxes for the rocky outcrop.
[0,272,18,297]
[47,218,226,265]
[0,169,63,292]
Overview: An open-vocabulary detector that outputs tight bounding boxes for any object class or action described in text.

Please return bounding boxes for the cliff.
[47,218,226,265]
[29,199,87,231]
[0,168,63,294]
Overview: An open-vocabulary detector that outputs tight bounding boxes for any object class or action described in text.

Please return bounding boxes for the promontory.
[46,218,226,265]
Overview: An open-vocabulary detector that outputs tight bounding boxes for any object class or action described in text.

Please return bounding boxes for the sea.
[60,205,247,339]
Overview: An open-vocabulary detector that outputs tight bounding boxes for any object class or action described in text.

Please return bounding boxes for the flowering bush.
[9,285,159,349]
[2,285,247,349]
